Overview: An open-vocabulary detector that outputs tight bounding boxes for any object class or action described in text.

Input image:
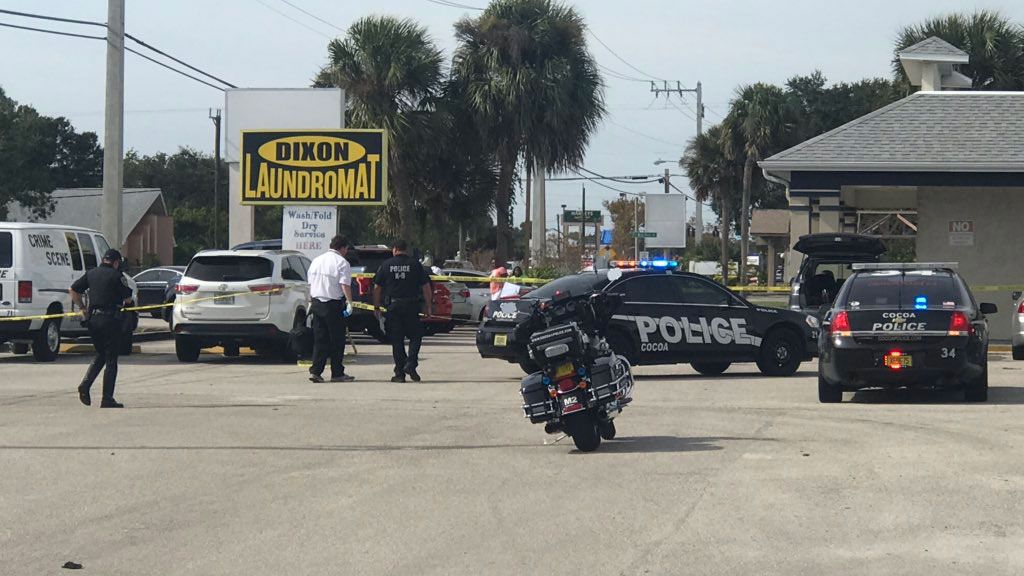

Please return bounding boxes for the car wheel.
[366,322,389,344]
[691,362,730,375]
[1013,345,1024,361]
[818,369,842,403]
[757,329,802,376]
[606,331,636,364]
[964,360,988,402]
[564,412,601,452]
[175,335,201,363]
[119,333,134,356]
[32,318,61,362]
[518,358,540,374]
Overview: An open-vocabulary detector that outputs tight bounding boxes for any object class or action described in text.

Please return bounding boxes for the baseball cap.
[103,249,123,262]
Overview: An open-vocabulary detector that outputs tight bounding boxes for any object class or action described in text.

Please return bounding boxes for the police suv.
[817,262,996,403]
[477,261,818,376]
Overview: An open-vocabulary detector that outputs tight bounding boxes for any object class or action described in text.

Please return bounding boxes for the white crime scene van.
[0,223,117,361]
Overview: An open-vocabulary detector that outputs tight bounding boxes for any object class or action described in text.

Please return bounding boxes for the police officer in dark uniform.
[372,240,432,382]
[69,249,134,408]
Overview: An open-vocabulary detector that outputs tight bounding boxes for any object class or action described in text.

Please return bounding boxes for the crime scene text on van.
[240,130,387,206]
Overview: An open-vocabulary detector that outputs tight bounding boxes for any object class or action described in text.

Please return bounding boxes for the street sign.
[631,230,657,238]
[563,209,601,224]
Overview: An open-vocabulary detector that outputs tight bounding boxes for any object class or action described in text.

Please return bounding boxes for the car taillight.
[1018,300,1024,314]
[175,284,198,294]
[459,289,470,298]
[356,277,373,296]
[948,311,972,336]
[250,283,284,294]
[830,311,851,335]
[17,280,32,303]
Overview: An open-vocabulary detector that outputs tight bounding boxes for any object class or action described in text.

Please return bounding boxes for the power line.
[254,0,332,39]
[605,117,683,147]
[577,167,661,185]
[0,7,105,28]
[0,20,105,40]
[597,63,649,83]
[424,0,484,9]
[125,46,225,92]
[585,27,664,82]
[276,0,345,32]
[571,170,631,195]
[124,33,236,88]
[0,7,236,89]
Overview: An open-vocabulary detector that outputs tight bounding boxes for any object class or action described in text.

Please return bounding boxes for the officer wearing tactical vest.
[372,240,432,382]
[69,249,134,408]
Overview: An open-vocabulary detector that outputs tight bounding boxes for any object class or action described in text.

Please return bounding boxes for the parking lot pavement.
[3,327,1024,575]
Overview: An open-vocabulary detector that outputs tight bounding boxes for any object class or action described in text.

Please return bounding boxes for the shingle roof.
[897,36,969,61]
[6,188,167,234]
[760,92,1024,172]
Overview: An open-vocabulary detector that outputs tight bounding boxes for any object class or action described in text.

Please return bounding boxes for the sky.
[1,0,1022,232]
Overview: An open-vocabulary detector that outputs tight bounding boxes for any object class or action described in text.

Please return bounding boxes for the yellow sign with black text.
[240,129,388,205]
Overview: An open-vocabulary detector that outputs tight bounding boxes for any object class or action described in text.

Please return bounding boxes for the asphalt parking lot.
[3,327,1024,575]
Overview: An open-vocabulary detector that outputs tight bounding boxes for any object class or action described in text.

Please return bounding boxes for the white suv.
[172,250,311,362]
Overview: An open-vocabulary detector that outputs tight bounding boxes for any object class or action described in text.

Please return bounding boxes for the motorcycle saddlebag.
[521,372,555,423]
[589,356,618,400]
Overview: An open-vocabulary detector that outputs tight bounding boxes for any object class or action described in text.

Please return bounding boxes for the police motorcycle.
[515,270,634,452]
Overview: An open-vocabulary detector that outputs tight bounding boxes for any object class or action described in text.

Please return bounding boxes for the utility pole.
[209,108,222,249]
[633,196,639,261]
[581,182,586,261]
[102,0,125,249]
[558,203,566,257]
[650,80,705,244]
[530,167,545,261]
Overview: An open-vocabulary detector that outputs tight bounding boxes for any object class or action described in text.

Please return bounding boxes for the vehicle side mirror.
[979,303,998,315]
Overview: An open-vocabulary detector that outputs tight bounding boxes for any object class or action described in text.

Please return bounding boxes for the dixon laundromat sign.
[240,129,387,206]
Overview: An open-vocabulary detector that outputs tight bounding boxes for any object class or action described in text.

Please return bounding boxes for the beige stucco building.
[760,37,1024,340]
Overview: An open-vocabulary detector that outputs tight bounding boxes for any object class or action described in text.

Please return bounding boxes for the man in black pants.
[373,240,432,382]
[69,249,134,408]
[306,236,355,383]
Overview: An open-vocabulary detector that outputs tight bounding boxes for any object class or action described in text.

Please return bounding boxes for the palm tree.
[894,10,1024,91]
[721,83,791,285]
[452,0,605,263]
[320,16,444,242]
[681,125,741,285]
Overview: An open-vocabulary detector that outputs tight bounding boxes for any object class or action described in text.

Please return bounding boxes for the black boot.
[77,384,91,406]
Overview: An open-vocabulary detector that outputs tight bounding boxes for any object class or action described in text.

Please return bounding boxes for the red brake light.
[175,284,198,295]
[356,277,373,296]
[17,280,32,303]
[884,350,904,370]
[556,377,577,393]
[1018,300,1024,314]
[249,283,284,294]
[830,311,851,334]
[948,311,972,335]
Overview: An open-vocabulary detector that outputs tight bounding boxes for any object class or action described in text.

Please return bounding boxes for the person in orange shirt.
[489,265,508,301]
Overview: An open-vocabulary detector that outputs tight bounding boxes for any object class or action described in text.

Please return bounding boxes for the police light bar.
[851,262,958,271]
[639,259,679,269]
[611,260,638,269]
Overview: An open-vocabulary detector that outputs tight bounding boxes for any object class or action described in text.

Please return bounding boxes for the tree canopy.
[0,87,102,219]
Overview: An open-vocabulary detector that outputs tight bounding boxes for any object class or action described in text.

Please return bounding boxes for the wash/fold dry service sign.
[240,129,387,205]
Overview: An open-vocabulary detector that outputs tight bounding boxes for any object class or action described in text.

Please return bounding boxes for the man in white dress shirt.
[306,235,355,383]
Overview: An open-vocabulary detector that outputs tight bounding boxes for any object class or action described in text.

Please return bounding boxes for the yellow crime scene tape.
[352,272,552,285]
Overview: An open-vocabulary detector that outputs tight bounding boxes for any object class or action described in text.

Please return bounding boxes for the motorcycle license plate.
[555,362,574,379]
[493,333,507,347]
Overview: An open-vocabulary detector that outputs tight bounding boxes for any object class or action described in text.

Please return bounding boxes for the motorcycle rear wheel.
[564,412,601,452]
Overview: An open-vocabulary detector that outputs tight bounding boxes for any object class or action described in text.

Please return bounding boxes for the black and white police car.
[817,262,996,403]
[476,261,819,376]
